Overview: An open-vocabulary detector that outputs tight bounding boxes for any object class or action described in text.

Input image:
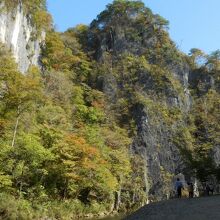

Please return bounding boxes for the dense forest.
[0,0,220,219]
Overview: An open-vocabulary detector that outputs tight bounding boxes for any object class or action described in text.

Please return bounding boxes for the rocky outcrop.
[0,2,44,73]
[188,69,215,95]
[88,3,194,201]
[131,107,184,200]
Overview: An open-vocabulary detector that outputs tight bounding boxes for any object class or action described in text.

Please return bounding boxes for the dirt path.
[125,196,220,220]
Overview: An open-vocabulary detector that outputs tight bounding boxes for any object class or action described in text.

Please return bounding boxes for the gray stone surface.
[0,2,44,73]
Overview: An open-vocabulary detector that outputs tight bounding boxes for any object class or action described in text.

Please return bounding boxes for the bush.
[0,193,36,220]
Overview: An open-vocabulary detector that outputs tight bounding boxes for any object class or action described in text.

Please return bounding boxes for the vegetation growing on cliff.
[0,36,138,217]
[0,0,52,31]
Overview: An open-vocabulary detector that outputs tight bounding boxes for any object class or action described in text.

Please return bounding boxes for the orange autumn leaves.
[57,134,109,177]
[65,134,104,169]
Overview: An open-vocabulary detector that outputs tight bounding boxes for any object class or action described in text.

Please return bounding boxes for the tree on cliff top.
[88,0,169,59]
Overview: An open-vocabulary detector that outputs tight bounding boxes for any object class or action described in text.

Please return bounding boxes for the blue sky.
[47,0,220,54]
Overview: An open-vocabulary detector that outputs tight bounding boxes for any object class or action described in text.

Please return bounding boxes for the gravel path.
[125,196,220,220]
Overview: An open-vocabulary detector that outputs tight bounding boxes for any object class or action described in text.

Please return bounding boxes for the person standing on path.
[175,178,184,198]
[205,183,210,196]
[209,183,214,195]
[188,182,194,198]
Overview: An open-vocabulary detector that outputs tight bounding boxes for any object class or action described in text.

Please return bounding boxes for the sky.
[47,0,220,55]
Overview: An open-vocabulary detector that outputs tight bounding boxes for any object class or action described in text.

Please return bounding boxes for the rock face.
[131,108,183,200]
[130,67,190,200]
[189,69,215,96]
[88,2,194,201]
[0,2,44,73]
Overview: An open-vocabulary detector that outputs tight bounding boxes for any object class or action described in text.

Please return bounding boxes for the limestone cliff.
[0,2,44,73]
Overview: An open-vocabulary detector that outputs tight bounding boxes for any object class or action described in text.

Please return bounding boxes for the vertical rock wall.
[0,2,44,73]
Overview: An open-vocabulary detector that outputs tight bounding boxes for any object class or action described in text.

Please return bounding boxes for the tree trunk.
[114,185,121,211]
[19,181,23,199]
[18,164,24,199]
[11,109,20,147]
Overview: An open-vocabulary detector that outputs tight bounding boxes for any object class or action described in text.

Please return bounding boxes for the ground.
[124,196,220,220]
